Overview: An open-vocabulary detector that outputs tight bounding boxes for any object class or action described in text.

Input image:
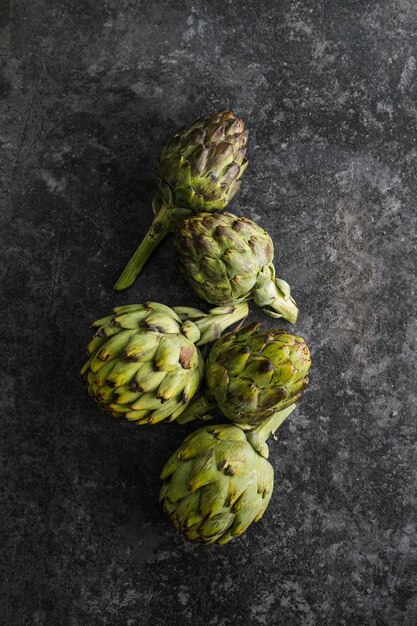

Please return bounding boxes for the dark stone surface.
[2,1,417,624]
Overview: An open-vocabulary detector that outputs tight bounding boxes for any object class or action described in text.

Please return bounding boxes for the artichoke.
[81,302,248,425]
[178,323,311,426]
[160,404,296,545]
[114,111,248,290]
[174,211,299,323]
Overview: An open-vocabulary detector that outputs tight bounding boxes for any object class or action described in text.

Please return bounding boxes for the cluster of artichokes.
[82,111,312,545]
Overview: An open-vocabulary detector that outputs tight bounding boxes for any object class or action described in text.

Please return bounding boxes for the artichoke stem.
[195,303,249,346]
[267,293,299,325]
[114,205,172,291]
[175,393,216,424]
[253,272,299,324]
[253,404,297,442]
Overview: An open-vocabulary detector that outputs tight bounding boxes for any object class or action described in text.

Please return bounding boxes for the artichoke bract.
[81,302,248,425]
[160,405,296,545]
[174,211,299,323]
[114,111,248,290]
[178,323,311,426]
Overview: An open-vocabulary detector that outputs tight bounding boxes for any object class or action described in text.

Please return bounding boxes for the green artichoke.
[174,211,298,323]
[81,302,248,425]
[178,323,311,426]
[160,405,296,545]
[114,111,249,290]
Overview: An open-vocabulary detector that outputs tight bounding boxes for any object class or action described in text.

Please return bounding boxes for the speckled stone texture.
[2,0,417,624]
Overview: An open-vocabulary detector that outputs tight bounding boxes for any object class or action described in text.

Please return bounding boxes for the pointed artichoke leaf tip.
[245,431,270,459]
[173,306,205,321]
[275,277,292,299]
[263,309,284,320]
[180,320,201,344]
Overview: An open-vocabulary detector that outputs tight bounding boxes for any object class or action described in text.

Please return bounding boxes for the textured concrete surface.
[2,1,417,624]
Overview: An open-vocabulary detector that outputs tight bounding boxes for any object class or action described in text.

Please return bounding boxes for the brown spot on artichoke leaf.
[145,323,166,333]
[121,351,139,363]
[259,386,287,408]
[264,240,273,257]
[258,358,274,373]
[214,225,231,239]
[200,214,215,228]
[231,217,249,232]
[179,345,195,369]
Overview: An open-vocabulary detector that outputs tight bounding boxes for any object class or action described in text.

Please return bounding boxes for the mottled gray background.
[1,0,417,624]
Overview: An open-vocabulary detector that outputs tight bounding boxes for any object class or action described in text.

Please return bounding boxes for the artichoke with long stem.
[81,302,248,425]
[178,322,311,426]
[114,111,248,291]
[160,404,296,545]
[174,211,298,323]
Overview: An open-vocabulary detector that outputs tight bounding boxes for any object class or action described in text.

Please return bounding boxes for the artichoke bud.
[175,212,299,323]
[82,302,243,425]
[205,324,311,425]
[160,423,275,545]
[158,110,248,213]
